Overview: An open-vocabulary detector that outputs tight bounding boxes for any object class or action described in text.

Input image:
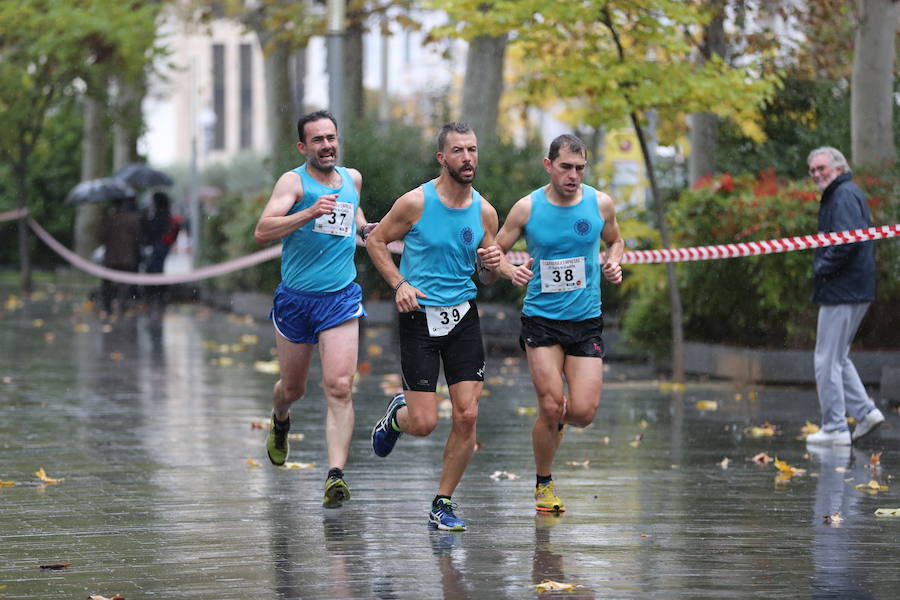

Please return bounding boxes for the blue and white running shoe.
[429,499,467,531]
[372,392,406,457]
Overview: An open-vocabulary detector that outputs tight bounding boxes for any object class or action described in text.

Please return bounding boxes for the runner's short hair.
[548,134,587,162]
[438,122,475,152]
[297,110,338,143]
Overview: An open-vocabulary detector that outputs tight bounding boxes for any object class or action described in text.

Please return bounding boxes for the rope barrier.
[5,210,898,283]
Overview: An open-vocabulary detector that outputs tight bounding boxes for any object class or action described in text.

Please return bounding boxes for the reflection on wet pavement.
[1,288,898,599]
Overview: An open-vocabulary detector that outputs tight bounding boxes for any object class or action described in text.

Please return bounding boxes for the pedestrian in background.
[254,110,367,508]
[804,146,883,446]
[142,191,180,308]
[99,196,143,316]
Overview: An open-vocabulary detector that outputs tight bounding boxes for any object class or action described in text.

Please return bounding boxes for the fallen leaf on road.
[35,467,63,484]
[280,462,315,470]
[855,480,888,494]
[367,344,383,357]
[874,508,900,517]
[800,421,820,437]
[870,452,882,467]
[246,458,260,468]
[253,360,280,374]
[535,580,580,592]
[823,512,843,526]
[695,400,718,411]
[240,334,259,344]
[748,423,776,437]
[489,471,520,481]
[516,406,536,416]
[752,452,773,464]
[773,458,805,478]
[88,595,125,600]
[0,479,15,487]
[719,457,731,469]
[629,434,643,448]
[39,562,71,570]
[566,460,590,468]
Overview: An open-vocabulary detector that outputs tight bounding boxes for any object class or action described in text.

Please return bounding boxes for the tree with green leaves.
[432,0,779,381]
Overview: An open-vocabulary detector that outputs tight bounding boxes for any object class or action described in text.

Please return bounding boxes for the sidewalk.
[1,289,899,599]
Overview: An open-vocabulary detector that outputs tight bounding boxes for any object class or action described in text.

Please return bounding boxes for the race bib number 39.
[425,301,470,337]
[313,201,353,237]
[540,256,586,293]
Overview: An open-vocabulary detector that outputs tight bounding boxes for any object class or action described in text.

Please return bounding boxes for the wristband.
[393,279,408,293]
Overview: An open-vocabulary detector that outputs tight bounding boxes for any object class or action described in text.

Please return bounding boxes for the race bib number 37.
[313,201,354,237]
[540,256,586,293]
[425,301,470,337]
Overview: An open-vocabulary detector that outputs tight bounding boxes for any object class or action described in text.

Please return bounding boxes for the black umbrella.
[113,163,174,189]
[65,177,136,204]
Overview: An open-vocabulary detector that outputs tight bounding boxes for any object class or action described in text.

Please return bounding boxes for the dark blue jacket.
[811,173,875,305]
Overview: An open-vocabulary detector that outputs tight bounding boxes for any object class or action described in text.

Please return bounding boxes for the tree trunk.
[261,37,299,176]
[74,92,109,259]
[112,77,145,170]
[632,111,686,382]
[15,162,32,293]
[851,0,897,168]
[688,0,726,184]
[343,20,364,125]
[461,34,507,145]
[291,48,307,117]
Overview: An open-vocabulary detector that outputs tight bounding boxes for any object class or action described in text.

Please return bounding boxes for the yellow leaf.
[34,467,63,484]
[874,508,900,517]
[801,421,820,436]
[695,400,718,411]
[280,462,315,470]
[0,479,15,487]
[734,393,742,401]
[639,420,649,429]
[240,334,259,344]
[535,580,579,592]
[368,344,383,357]
[748,423,776,437]
[253,360,280,374]
[516,406,537,416]
[73,323,90,333]
[32,318,45,327]
[246,458,260,468]
[855,479,888,493]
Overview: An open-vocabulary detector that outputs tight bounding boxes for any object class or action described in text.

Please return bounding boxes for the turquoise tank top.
[523,184,605,320]
[280,164,358,292]
[399,180,483,307]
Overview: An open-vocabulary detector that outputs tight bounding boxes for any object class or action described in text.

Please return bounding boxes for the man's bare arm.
[598,192,624,284]
[254,172,337,244]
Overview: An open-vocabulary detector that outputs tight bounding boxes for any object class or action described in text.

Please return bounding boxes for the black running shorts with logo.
[519,314,605,358]
[398,300,486,392]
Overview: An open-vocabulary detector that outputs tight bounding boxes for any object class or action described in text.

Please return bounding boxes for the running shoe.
[323,476,351,508]
[535,481,566,513]
[429,498,467,531]
[372,392,406,457]
[266,414,290,466]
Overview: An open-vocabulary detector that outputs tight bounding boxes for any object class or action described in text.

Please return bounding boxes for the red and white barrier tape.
[505,224,899,266]
[14,212,899,283]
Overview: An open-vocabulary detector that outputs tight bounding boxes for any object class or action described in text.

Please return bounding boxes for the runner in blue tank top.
[481,134,624,514]
[254,111,369,508]
[366,122,520,532]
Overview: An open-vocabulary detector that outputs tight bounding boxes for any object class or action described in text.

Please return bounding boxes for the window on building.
[212,43,226,150]
[239,44,253,149]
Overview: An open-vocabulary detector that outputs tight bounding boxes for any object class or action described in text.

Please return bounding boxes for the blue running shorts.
[270,281,366,344]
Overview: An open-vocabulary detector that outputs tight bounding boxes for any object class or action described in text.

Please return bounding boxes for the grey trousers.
[814,303,875,432]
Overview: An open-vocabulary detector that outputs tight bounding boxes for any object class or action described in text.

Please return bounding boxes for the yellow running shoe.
[534,481,566,513]
[323,476,351,508]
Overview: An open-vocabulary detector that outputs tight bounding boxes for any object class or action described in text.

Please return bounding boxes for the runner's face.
[299,119,339,172]
[545,147,587,199]
[808,153,839,191]
[438,132,478,184]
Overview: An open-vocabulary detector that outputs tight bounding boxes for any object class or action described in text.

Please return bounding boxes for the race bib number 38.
[425,301,470,337]
[313,201,354,237]
[540,256,586,293]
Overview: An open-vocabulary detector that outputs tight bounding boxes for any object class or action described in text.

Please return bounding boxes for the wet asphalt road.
[1,287,899,599]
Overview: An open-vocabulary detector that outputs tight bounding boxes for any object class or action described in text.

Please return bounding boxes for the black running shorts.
[398,301,486,392]
[519,314,605,358]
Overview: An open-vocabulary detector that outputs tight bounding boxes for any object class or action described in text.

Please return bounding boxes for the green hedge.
[622,167,899,353]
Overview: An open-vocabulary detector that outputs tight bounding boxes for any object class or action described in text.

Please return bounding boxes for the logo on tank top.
[574,219,592,236]
[459,226,475,246]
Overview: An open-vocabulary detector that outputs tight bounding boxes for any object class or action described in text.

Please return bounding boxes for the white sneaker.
[805,428,851,446]
[852,408,885,442]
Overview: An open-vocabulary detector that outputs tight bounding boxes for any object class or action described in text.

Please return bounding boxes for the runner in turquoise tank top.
[253,111,369,509]
[480,134,624,515]
[366,122,523,531]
